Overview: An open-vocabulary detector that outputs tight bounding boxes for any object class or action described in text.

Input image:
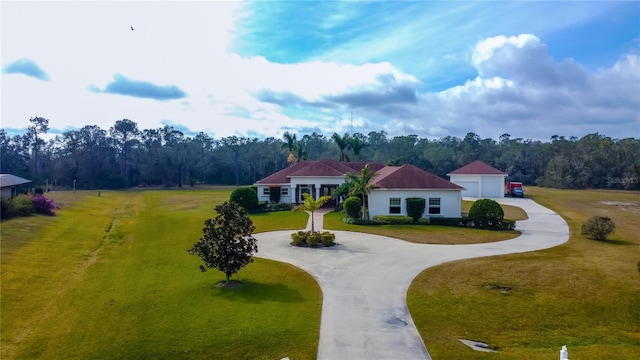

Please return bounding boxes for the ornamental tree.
[293,193,332,234]
[188,202,258,284]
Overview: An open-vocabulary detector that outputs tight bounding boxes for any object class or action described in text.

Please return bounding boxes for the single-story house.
[447,160,507,198]
[0,174,33,199]
[255,159,463,218]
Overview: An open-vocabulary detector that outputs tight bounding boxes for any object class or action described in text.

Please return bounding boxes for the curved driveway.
[254,198,569,359]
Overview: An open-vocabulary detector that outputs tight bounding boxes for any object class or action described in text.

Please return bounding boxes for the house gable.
[372,164,464,190]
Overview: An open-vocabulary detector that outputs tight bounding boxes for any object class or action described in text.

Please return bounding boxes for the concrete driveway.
[254,198,569,359]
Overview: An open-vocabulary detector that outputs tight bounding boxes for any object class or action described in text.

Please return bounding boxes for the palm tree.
[332,132,351,162]
[294,140,307,163]
[348,133,369,161]
[345,164,378,219]
[293,193,332,234]
[282,132,297,164]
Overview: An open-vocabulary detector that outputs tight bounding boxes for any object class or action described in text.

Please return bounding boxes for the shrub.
[581,216,615,241]
[343,196,362,219]
[266,202,292,212]
[291,232,305,246]
[32,194,57,215]
[306,233,319,247]
[497,219,516,230]
[11,194,34,216]
[1,198,14,219]
[343,217,383,225]
[269,186,281,203]
[428,217,462,226]
[372,215,413,224]
[469,199,504,229]
[418,218,430,225]
[405,198,426,223]
[320,231,335,246]
[229,186,258,210]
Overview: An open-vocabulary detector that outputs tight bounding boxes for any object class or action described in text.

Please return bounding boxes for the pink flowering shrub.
[32,194,58,216]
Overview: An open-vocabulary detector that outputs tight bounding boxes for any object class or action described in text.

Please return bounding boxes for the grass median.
[1,187,320,360]
[323,207,522,245]
[407,187,640,359]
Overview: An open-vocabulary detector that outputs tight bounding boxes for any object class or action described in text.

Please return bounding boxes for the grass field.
[323,207,521,245]
[407,187,640,359]
[1,187,319,360]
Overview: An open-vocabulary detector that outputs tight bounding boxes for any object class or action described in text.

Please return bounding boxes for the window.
[389,198,401,214]
[428,198,441,215]
[281,187,289,196]
[262,188,270,195]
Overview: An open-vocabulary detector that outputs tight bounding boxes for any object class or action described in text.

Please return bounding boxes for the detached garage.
[448,161,507,198]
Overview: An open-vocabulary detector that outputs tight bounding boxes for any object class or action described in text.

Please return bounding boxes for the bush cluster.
[343,217,382,225]
[581,215,615,241]
[290,231,336,247]
[1,194,58,219]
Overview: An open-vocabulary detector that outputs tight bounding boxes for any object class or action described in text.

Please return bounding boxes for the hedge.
[372,215,413,224]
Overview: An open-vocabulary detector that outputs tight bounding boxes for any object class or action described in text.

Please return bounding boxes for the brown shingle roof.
[372,164,463,189]
[289,159,356,177]
[255,161,314,184]
[447,160,507,175]
[255,159,387,185]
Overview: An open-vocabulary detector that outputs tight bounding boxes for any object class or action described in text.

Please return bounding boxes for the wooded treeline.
[2,117,639,190]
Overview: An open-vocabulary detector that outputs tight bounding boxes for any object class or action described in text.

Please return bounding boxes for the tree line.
[1,117,638,190]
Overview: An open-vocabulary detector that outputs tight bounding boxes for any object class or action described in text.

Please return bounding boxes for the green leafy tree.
[345,164,378,219]
[581,216,615,241]
[293,193,332,234]
[230,186,258,210]
[469,199,504,229]
[405,198,426,223]
[343,196,362,220]
[188,202,258,284]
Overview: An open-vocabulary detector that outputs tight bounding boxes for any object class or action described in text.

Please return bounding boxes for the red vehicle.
[505,181,524,197]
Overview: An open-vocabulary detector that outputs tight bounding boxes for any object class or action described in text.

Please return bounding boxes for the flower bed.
[290,231,336,247]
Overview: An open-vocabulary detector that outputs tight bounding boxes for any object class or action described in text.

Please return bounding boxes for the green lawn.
[408,187,640,359]
[323,211,520,244]
[462,200,529,220]
[1,187,320,360]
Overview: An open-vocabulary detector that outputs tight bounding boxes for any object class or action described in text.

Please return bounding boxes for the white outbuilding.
[447,160,507,198]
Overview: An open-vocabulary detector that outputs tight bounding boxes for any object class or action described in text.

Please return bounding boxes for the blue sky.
[1,1,639,141]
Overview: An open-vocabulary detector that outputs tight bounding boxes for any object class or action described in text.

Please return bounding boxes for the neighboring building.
[0,174,33,199]
[255,159,463,218]
[447,160,507,198]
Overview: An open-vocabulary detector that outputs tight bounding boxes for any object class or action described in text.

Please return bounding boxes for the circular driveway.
[254,198,569,360]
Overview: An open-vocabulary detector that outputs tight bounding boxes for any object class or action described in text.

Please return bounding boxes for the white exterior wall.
[368,189,462,218]
[255,184,293,203]
[289,176,345,202]
[481,176,504,197]
[449,174,505,198]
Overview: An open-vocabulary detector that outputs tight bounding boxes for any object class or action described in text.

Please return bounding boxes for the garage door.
[455,181,478,197]
[481,177,503,197]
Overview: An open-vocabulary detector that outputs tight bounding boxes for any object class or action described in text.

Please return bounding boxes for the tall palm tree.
[293,193,332,234]
[348,133,369,161]
[345,164,378,219]
[332,132,351,162]
[282,131,297,164]
[294,140,307,163]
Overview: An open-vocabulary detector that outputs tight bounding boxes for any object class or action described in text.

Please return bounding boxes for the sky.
[1,1,639,142]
